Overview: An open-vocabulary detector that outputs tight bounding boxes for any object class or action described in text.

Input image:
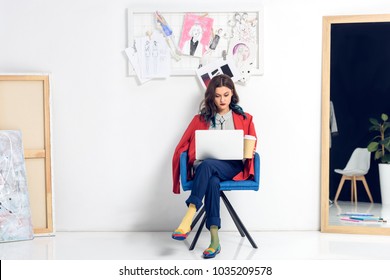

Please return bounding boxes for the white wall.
[2,0,390,232]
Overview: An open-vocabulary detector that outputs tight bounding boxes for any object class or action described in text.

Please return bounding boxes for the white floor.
[2,230,390,260]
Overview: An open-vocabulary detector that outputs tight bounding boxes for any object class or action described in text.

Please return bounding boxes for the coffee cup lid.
[244,135,256,140]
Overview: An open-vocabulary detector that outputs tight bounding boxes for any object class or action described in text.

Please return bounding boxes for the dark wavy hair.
[199,74,246,127]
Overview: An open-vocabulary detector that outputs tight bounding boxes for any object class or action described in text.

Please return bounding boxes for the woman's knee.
[198,159,214,170]
[208,175,220,188]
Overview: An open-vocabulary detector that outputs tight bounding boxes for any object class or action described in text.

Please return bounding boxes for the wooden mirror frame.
[321,14,390,235]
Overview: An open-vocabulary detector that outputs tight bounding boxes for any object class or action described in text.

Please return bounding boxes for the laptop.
[195,129,244,160]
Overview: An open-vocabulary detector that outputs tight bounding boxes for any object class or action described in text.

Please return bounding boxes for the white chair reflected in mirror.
[334,147,374,203]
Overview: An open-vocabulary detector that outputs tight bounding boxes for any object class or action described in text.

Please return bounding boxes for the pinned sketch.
[228,39,257,84]
[227,12,258,43]
[200,28,226,67]
[196,57,242,89]
[179,14,214,57]
[125,32,171,82]
[226,12,259,84]
[125,40,151,84]
[0,130,33,243]
[155,11,181,61]
[140,32,171,79]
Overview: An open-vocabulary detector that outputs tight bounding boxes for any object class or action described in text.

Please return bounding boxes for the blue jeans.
[185,159,244,230]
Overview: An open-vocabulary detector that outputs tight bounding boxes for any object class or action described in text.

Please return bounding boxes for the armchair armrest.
[253,152,260,184]
[180,151,193,191]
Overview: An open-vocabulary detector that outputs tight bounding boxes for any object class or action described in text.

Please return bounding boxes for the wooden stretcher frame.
[0,74,53,235]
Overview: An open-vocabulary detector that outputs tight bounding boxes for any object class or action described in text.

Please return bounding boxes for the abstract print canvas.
[0,130,33,242]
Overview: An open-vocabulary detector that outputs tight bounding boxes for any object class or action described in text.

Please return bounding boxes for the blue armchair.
[180,151,260,250]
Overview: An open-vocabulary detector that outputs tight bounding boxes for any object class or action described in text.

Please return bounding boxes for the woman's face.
[214,86,233,114]
[190,25,202,40]
[236,45,250,61]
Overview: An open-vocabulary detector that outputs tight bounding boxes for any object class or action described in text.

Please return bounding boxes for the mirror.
[321,14,390,235]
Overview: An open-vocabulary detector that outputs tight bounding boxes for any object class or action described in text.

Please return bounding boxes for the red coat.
[172,112,257,194]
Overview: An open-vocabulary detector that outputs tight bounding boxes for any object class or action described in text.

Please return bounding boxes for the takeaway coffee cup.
[244,135,257,159]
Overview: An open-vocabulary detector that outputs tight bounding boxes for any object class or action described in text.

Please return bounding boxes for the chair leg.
[360,176,374,203]
[220,191,258,249]
[191,206,205,230]
[353,176,358,203]
[188,193,258,250]
[220,192,245,237]
[334,175,347,202]
[189,214,206,251]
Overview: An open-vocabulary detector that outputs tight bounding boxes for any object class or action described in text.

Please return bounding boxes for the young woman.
[171,74,257,258]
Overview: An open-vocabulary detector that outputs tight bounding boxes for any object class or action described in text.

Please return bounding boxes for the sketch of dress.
[138,33,171,79]
[152,40,159,75]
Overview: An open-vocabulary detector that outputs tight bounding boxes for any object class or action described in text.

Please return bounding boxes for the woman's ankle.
[209,225,220,249]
